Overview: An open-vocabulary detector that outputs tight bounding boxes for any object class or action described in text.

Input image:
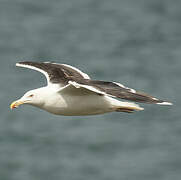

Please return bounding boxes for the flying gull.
[10,62,172,116]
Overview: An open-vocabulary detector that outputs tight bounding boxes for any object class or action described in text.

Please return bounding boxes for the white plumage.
[10,62,172,116]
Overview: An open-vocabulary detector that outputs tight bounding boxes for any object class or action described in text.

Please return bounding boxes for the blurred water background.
[0,0,181,179]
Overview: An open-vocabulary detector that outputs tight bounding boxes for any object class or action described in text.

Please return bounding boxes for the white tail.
[115,101,144,113]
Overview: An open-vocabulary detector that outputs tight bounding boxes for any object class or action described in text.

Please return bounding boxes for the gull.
[10,62,172,116]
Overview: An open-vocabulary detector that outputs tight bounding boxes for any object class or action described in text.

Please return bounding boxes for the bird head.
[10,89,44,109]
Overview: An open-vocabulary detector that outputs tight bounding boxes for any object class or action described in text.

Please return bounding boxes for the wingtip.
[15,61,34,67]
[157,101,173,106]
[16,61,26,66]
[16,62,21,66]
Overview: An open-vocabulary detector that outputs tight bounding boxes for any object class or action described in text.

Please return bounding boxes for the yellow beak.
[10,100,25,109]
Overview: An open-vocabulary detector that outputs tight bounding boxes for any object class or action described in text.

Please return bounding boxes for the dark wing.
[68,79,172,105]
[16,61,90,86]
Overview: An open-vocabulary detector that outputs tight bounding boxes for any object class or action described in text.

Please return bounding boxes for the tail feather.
[115,102,144,113]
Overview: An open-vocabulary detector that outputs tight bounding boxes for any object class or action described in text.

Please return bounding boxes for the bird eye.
[29,94,34,98]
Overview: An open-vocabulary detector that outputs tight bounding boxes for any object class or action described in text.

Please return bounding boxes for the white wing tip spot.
[157,102,173,105]
[16,63,21,66]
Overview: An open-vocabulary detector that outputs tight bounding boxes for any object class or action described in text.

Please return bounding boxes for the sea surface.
[0,0,181,180]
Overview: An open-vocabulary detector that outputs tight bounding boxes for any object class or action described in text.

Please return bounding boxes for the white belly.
[42,93,114,116]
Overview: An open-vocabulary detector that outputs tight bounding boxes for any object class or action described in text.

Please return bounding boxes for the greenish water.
[0,0,180,179]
